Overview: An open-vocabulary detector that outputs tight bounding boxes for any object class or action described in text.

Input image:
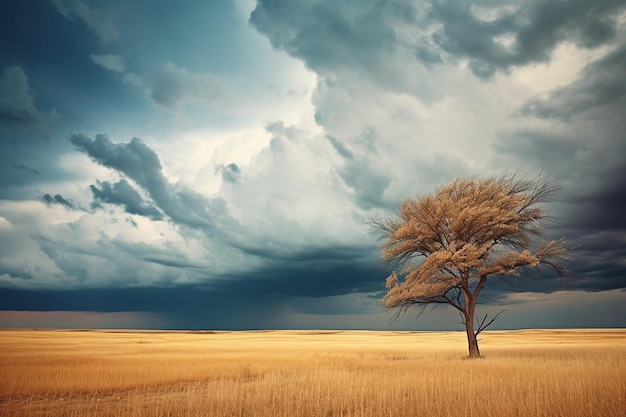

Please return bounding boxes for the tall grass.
[0,329,624,416]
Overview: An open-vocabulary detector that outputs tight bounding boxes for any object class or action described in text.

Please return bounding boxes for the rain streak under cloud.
[0,0,625,330]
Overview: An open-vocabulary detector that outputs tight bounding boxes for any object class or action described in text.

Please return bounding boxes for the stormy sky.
[1,0,625,330]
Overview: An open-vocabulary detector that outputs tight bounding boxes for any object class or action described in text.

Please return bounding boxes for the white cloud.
[0,200,79,288]
[218,121,374,261]
[0,198,238,290]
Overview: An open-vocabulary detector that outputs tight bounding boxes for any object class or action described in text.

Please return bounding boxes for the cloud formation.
[215,163,241,184]
[50,0,120,44]
[1,0,625,329]
[43,193,74,209]
[90,54,127,73]
[250,0,626,298]
[90,179,163,220]
[0,66,58,129]
[520,45,626,120]
[149,63,230,110]
[428,0,625,77]
[70,134,233,232]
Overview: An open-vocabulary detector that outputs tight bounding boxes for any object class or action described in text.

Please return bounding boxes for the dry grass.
[0,329,624,416]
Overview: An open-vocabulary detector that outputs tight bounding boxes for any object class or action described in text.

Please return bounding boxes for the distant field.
[0,329,624,417]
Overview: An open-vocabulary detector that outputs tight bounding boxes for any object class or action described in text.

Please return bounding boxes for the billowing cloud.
[0,198,220,290]
[249,0,626,300]
[50,0,120,44]
[70,133,233,232]
[0,263,34,281]
[250,0,404,74]
[90,179,163,220]
[250,0,626,87]
[219,120,376,262]
[250,0,439,101]
[428,0,625,77]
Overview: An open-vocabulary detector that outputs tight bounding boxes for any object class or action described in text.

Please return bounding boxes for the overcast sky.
[0,0,625,330]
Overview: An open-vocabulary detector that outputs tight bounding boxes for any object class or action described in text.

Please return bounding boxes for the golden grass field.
[0,329,624,417]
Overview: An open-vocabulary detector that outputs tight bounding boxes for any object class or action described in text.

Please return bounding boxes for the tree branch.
[442,286,463,312]
[475,310,504,336]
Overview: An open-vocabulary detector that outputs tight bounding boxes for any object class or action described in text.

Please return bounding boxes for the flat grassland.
[0,329,624,417]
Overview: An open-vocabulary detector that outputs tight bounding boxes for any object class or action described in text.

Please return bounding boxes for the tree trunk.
[465,323,481,358]
[464,298,481,358]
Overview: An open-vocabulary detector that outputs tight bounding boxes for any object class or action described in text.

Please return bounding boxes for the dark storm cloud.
[430,0,626,77]
[250,0,409,73]
[488,141,625,293]
[0,286,207,314]
[487,170,626,295]
[494,36,626,296]
[0,264,34,281]
[0,260,387,329]
[250,0,626,80]
[235,241,371,263]
[227,262,385,298]
[555,171,626,293]
[0,1,146,200]
[520,45,626,120]
[70,133,233,232]
[42,193,74,210]
[2,0,624,332]
[564,231,626,291]
[70,134,164,190]
[492,130,586,175]
[90,179,163,220]
[0,285,286,329]
[564,168,626,231]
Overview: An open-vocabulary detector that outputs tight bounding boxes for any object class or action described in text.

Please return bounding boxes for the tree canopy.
[373,174,568,357]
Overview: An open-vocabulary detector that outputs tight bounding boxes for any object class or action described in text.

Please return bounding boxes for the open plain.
[0,329,624,417]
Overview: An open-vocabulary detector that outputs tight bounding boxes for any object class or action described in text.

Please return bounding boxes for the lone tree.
[373,174,567,358]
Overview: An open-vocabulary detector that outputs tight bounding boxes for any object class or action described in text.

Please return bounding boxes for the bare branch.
[475,310,504,336]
